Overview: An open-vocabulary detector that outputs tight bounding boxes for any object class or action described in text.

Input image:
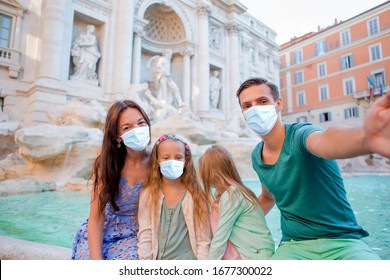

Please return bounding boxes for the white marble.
[0,235,71,260]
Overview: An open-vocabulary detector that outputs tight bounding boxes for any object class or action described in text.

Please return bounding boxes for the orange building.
[279,1,390,128]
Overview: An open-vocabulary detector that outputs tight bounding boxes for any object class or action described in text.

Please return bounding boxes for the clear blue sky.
[240,0,387,45]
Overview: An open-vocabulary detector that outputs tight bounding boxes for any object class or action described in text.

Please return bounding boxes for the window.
[297,91,305,106]
[294,71,303,84]
[318,62,327,77]
[370,72,385,88]
[319,85,329,101]
[368,17,379,36]
[0,14,11,48]
[370,44,382,62]
[344,107,359,119]
[294,49,302,64]
[344,78,355,95]
[340,54,354,70]
[320,112,332,122]
[0,96,4,112]
[297,116,307,123]
[341,30,350,46]
[315,40,327,55]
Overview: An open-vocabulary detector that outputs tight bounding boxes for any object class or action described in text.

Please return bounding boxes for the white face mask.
[159,160,185,180]
[243,105,278,135]
[120,126,150,151]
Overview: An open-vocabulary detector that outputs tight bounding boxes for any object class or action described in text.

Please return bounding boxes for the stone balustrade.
[0,47,22,78]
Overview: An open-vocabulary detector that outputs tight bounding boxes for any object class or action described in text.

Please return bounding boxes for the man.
[237,77,389,259]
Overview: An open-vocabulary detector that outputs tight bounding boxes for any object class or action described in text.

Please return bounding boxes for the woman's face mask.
[120,126,150,151]
[159,160,185,180]
[243,105,278,135]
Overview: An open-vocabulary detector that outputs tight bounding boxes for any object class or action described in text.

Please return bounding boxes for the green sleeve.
[208,187,242,260]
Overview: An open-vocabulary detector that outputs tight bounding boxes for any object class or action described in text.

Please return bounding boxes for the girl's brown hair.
[142,134,209,227]
[93,100,151,213]
[199,144,260,207]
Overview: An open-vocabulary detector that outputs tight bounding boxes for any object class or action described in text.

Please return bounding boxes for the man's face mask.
[243,105,278,135]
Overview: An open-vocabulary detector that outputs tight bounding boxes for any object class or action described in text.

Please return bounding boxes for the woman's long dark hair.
[92,100,151,212]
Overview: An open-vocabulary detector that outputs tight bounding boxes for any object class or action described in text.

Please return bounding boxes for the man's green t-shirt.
[252,123,368,241]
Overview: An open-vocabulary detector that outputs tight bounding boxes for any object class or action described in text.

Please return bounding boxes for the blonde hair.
[199,145,260,207]
[141,134,209,227]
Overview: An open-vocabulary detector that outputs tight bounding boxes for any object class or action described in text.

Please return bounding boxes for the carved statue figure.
[209,70,222,109]
[71,25,101,83]
[147,49,184,108]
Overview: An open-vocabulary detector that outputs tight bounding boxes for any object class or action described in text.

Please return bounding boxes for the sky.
[240,0,387,45]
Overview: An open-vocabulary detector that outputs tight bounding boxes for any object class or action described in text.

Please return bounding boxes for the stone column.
[180,47,193,107]
[23,0,69,125]
[227,23,240,111]
[241,39,250,79]
[38,0,68,81]
[196,4,211,113]
[112,0,134,93]
[131,28,142,84]
[131,19,147,84]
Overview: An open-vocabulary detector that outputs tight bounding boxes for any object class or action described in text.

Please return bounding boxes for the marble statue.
[70,25,101,83]
[147,49,184,108]
[209,70,222,109]
[126,83,168,122]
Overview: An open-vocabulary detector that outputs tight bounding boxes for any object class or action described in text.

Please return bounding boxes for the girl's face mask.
[120,126,150,151]
[243,105,278,135]
[159,160,185,180]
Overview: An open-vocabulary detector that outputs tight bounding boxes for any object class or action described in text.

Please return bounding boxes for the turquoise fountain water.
[0,175,389,259]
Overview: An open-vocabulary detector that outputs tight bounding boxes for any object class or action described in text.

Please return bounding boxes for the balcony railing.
[354,84,389,99]
[0,47,22,78]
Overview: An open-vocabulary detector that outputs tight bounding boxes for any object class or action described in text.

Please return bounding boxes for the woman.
[71,100,151,259]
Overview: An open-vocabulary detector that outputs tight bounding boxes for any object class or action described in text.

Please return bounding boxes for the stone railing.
[0,47,22,78]
[354,84,389,100]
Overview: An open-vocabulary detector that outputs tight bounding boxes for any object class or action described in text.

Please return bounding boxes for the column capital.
[197,3,211,17]
[134,25,145,37]
[134,18,148,36]
[225,23,240,34]
[180,47,194,57]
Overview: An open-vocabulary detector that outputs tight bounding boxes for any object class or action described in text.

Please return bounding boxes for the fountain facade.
[0,0,281,191]
[1,1,386,194]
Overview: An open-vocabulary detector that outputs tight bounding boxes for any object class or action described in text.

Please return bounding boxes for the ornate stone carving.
[225,23,240,35]
[209,25,221,50]
[70,25,100,85]
[209,70,222,109]
[197,4,211,17]
[180,47,193,57]
[147,49,184,108]
[144,3,185,43]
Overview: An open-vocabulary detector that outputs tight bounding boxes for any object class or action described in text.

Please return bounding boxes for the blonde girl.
[137,134,211,260]
[199,144,274,260]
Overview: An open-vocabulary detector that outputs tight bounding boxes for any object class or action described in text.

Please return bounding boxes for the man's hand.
[364,92,390,158]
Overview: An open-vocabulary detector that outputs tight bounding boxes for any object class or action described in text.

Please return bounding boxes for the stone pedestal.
[23,79,67,125]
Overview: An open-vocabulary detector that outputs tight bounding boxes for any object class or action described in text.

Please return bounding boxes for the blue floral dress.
[71,178,142,260]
